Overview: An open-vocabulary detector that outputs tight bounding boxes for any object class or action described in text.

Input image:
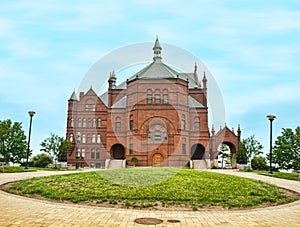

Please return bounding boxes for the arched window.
[78,118,82,127]
[148,125,168,142]
[92,118,96,128]
[69,133,74,143]
[129,143,133,155]
[97,134,101,143]
[147,89,153,104]
[83,118,87,128]
[155,94,161,104]
[91,149,95,159]
[76,148,80,158]
[82,134,86,143]
[92,134,96,143]
[70,118,74,127]
[81,148,85,158]
[129,115,133,131]
[194,118,200,132]
[97,118,101,128]
[163,89,168,104]
[96,149,100,159]
[181,115,186,130]
[77,132,81,144]
[115,117,121,132]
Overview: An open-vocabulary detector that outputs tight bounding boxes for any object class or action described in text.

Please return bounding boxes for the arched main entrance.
[191,144,205,160]
[217,142,237,168]
[110,144,125,159]
[152,153,163,166]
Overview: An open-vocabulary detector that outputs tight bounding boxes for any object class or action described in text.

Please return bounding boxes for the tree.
[40,133,70,166]
[57,138,70,162]
[251,156,268,170]
[236,136,263,168]
[244,135,263,163]
[237,140,248,165]
[218,144,230,168]
[0,119,28,164]
[30,153,52,168]
[273,127,300,171]
[131,157,139,167]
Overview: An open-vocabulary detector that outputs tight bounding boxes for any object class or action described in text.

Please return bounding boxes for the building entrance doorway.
[111,144,125,159]
[152,153,163,166]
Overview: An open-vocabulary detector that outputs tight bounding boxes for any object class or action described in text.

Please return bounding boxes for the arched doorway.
[152,153,163,166]
[191,144,205,160]
[111,144,125,159]
[217,142,237,168]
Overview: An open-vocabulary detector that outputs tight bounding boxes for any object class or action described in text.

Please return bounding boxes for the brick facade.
[66,39,241,168]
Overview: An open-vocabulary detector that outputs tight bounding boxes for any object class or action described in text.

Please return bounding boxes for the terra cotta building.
[66,38,241,169]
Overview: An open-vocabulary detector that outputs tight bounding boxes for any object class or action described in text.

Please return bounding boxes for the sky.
[0,0,299,156]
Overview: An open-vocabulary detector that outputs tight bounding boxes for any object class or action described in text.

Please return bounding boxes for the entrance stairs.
[105,159,126,170]
[192,160,207,170]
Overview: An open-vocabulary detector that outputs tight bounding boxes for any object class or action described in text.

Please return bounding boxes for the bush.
[30,153,52,168]
[131,157,138,166]
[251,156,268,170]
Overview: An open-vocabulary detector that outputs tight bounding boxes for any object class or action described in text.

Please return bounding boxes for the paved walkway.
[0,169,299,227]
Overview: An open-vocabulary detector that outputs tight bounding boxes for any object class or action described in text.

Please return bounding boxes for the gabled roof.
[85,87,98,96]
[111,96,126,109]
[189,96,205,108]
[69,90,78,101]
[215,126,237,137]
[99,93,108,106]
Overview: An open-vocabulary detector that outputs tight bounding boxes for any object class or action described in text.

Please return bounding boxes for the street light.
[25,110,36,170]
[267,114,276,174]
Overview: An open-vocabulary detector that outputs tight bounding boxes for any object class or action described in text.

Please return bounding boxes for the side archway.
[191,144,205,160]
[110,144,125,159]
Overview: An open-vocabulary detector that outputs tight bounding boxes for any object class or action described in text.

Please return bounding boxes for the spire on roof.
[111,70,116,88]
[153,36,162,62]
[69,89,78,101]
[193,63,201,87]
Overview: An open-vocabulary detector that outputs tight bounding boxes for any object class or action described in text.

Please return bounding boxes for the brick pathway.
[0,169,299,227]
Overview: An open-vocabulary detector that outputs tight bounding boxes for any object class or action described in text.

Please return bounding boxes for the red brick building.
[66,38,241,169]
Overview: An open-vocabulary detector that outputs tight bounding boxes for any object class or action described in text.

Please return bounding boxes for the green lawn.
[255,170,299,181]
[1,166,65,173]
[5,168,294,210]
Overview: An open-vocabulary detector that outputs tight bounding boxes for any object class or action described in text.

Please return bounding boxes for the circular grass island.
[3,168,298,211]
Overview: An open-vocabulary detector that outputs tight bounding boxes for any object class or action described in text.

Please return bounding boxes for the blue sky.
[0,0,299,156]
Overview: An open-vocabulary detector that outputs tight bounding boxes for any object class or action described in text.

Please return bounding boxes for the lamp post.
[267,114,276,174]
[25,110,36,170]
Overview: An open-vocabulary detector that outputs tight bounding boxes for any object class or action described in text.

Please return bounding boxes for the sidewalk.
[0,169,299,226]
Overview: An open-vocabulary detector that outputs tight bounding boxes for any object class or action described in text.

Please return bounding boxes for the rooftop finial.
[194,62,201,87]
[153,36,162,62]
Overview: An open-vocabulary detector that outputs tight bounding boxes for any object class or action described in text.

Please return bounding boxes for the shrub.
[30,153,52,168]
[251,156,268,170]
[131,157,139,166]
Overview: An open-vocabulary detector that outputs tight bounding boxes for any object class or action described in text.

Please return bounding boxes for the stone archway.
[217,142,237,168]
[111,144,125,159]
[191,144,205,160]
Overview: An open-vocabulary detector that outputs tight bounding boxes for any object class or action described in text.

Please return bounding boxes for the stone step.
[107,160,125,170]
[193,160,207,170]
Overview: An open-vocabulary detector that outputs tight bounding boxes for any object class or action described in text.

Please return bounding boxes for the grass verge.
[1,166,66,173]
[4,168,296,210]
[256,170,299,181]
